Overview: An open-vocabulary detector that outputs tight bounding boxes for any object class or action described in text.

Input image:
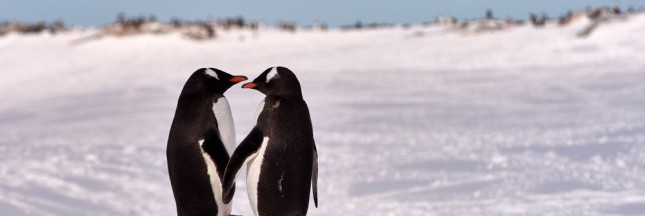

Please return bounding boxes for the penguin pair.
[167,67,318,216]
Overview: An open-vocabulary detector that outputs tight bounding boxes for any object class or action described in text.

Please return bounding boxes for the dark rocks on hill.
[0,21,67,36]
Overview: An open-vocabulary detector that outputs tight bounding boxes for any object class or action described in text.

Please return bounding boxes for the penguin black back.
[167,68,246,216]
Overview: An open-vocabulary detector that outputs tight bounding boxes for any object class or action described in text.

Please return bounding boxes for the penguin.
[167,68,247,216]
[222,66,318,216]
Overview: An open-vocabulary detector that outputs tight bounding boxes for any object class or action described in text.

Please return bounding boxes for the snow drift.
[1,13,645,216]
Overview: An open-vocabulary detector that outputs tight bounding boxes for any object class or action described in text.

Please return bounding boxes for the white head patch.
[205,68,219,80]
[265,67,279,83]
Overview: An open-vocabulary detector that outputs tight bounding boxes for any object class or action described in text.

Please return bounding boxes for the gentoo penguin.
[167,68,247,216]
[222,66,318,216]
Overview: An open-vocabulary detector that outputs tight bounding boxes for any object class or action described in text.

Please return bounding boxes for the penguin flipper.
[312,143,318,207]
[222,126,264,204]
[202,130,231,179]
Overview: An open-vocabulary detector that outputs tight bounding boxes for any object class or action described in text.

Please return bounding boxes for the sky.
[2,0,644,27]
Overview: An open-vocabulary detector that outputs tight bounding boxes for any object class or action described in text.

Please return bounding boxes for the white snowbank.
[1,14,645,216]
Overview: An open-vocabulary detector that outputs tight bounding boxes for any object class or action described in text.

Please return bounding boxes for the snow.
[2,14,645,216]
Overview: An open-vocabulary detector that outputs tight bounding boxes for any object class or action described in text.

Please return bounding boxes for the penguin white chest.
[212,97,236,155]
[246,137,270,216]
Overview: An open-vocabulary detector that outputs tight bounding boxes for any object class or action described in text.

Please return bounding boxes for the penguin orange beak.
[241,82,257,89]
[228,76,248,83]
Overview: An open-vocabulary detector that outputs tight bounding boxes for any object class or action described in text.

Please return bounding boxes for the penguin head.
[242,66,303,98]
[183,68,247,95]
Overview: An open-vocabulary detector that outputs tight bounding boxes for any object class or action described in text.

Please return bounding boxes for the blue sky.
[2,0,644,27]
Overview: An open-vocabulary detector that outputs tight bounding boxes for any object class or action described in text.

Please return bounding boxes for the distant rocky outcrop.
[1,6,643,40]
[340,21,395,31]
[576,6,627,37]
[411,6,643,37]
[0,21,66,36]
[93,15,260,41]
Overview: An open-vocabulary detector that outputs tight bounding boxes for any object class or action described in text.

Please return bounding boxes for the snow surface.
[1,15,645,216]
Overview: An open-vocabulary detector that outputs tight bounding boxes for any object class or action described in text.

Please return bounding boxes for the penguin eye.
[205,68,220,80]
